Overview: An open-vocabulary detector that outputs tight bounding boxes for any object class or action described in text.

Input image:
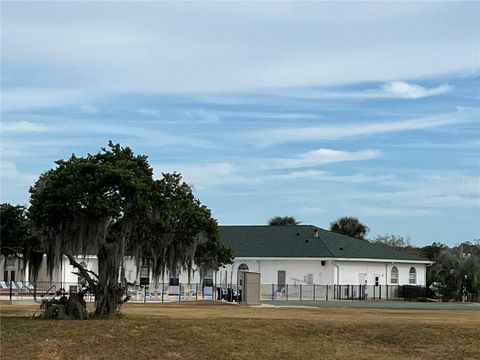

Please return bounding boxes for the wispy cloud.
[275,170,327,179]
[1,88,98,111]
[1,120,49,133]
[381,81,452,99]
[274,148,380,169]
[255,108,476,146]
[2,3,478,93]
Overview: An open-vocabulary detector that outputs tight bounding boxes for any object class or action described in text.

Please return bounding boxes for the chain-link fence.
[2,281,475,303]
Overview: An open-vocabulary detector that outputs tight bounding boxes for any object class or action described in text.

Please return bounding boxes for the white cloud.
[381,81,452,99]
[1,120,48,133]
[1,88,97,111]
[255,108,476,146]
[2,2,478,93]
[274,148,380,169]
[275,170,327,179]
[183,109,220,124]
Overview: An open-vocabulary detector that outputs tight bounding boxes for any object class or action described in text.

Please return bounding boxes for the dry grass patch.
[1,302,479,360]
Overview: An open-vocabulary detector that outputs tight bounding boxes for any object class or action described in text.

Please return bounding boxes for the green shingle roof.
[219,225,428,262]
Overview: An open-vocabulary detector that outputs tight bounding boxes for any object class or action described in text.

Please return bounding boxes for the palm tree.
[268,216,300,226]
[329,216,369,240]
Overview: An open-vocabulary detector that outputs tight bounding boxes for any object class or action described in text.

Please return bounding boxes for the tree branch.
[64,252,98,291]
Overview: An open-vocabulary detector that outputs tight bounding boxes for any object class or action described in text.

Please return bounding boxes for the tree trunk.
[95,244,123,316]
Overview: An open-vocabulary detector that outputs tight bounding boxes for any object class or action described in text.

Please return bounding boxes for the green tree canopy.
[268,216,300,226]
[329,216,369,240]
[371,233,411,248]
[0,203,42,281]
[28,142,232,317]
[428,245,480,300]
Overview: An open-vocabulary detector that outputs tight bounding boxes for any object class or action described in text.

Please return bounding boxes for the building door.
[277,270,286,291]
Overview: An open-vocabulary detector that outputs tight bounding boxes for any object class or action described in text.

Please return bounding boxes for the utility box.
[240,272,261,305]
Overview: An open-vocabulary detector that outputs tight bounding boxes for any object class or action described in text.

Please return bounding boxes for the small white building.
[216,225,431,288]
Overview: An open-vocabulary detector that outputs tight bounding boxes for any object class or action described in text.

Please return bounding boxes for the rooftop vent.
[339,247,344,251]
[305,239,310,244]
[313,229,319,238]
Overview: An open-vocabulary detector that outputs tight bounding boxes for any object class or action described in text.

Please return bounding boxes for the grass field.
[1,301,479,360]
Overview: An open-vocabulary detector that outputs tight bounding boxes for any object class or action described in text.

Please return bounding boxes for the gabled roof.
[219,225,428,262]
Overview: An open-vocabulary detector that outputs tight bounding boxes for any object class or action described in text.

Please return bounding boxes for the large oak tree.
[28,142,232,317]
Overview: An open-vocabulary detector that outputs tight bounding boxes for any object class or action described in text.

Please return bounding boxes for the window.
[321,261,326,266]
[140,266,150,286]
[390,266,399,284]
[238,263,249,271]
[169,268,179,286]
[203,270,213,287]
[277,270,286,292]
[409,267,416,284]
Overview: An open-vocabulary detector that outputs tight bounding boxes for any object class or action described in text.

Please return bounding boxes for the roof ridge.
[317,235,336,257]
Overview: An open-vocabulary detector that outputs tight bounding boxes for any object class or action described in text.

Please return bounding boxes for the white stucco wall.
[219,258,335,285]
[220,258,428,286]
[333,261,426,286]
[5,255,428,288]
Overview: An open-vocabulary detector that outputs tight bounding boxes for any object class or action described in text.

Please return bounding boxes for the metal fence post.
[143,286,146,303]
[313,284,316,301]
[9,281,12,301]
[326,285,329,301]
[300,284,302,301]
[196,283,198,301]
[286,284,289,301]
[162,282,165,303]
[271,284,274,301]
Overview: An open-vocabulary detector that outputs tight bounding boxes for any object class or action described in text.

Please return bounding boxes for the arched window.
[390,266,398,284]
[409,267,416,284]
[238,263,249,271]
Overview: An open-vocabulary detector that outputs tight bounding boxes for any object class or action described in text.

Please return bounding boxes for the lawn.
[1,301,479,360]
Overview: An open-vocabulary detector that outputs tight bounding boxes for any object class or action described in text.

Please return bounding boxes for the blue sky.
[1,2,479,246]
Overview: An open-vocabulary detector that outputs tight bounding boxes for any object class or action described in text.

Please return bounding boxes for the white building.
[4,225,431,292]
[216,225,431,288]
